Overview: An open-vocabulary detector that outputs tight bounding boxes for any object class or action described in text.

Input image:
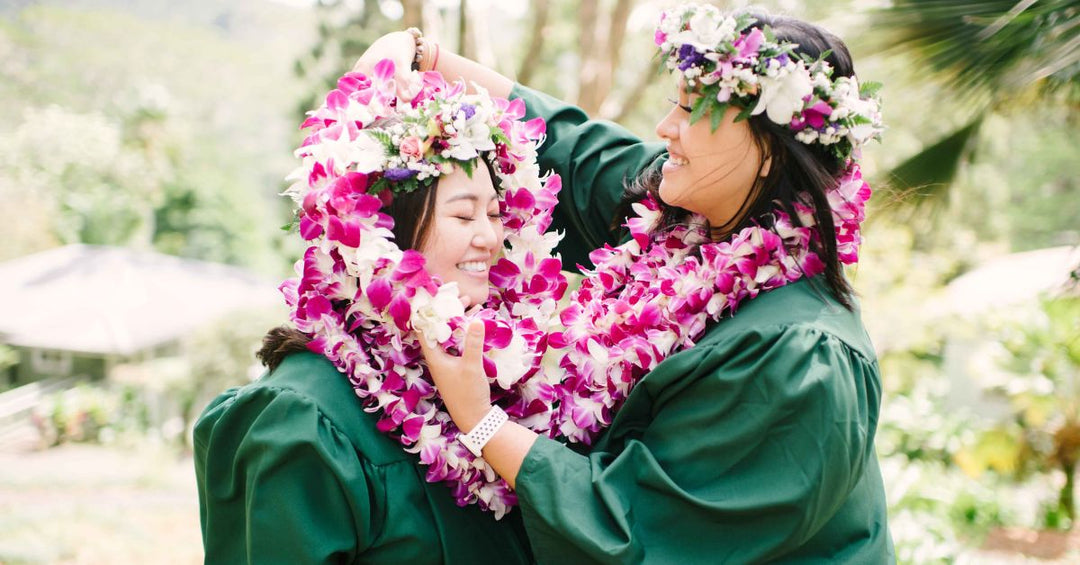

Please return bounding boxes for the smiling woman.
[419,163,505,307]
[192,61,563,564]
[361,3,894,563]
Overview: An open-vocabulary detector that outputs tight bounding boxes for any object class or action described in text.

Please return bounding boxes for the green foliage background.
[0,1,1077,563]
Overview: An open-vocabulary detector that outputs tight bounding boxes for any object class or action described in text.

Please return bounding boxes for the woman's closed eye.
[668,97,693,113]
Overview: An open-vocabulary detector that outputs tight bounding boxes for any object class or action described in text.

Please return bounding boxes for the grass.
[0,441,202,565]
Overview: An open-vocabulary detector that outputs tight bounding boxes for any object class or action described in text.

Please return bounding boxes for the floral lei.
[282,3,879,517]
[282,60,566,518]
[655,3,884,161]
[548,166,871,444]
[545,4,878,444]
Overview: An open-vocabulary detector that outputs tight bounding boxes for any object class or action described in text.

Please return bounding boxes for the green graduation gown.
[512,84,895,564]
[194,352,534,564]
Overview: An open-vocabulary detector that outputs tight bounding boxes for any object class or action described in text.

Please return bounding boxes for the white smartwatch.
[458,405,508,457]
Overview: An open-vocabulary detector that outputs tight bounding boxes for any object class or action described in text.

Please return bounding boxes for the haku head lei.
[655,3,884,161]
[293,59,548,198]
[282,60,566,518]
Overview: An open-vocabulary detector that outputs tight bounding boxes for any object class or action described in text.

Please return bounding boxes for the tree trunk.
[516,0,551,85]
[574,0,599,112]
[458,0,469,58]
[1054,421,1080,526]
[1061,458,1075,525]
[577,0,634,115]
[401,0,423,30]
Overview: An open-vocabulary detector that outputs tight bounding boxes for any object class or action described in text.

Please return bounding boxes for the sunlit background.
[0,0,1077,563]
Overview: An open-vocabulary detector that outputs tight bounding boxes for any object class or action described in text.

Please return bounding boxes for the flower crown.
[655,4,884,161]
[291,59,547,197]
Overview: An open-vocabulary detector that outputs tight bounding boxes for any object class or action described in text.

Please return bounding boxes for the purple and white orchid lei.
[281,48,875,516]
[281,60,566,518]
[655,3,884,161]
[549,165,871,444]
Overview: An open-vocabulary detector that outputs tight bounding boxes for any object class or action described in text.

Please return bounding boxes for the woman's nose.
[655,107,679,141]
[472,217,500,249]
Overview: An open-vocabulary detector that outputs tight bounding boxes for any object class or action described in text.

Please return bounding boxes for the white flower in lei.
[282,59,567,518]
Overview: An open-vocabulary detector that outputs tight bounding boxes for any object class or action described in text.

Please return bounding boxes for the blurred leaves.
[871,0,1080,219]
[874,0,1080,101]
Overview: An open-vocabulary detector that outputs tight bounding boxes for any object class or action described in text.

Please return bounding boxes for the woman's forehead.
[437,164,498,203]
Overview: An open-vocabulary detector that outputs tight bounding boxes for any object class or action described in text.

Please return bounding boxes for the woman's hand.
[352,31,418,93]
[418,321,492,432]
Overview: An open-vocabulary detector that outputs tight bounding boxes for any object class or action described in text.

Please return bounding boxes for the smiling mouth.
[456,261,489,274]
[668,155,688,166]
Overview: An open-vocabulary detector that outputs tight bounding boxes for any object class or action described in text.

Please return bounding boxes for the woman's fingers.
[461,320,485,370]
[352,31,415,81]
[416,320,492,430]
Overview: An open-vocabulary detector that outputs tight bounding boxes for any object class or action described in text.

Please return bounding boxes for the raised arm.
[352,31,512,98]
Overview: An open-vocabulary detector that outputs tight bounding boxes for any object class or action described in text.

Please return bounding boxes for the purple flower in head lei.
[655,3,884,162]
[281,59,566,518]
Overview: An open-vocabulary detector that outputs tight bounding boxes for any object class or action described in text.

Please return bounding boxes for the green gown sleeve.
[515,325,881,564]
[510,84,666,270]
[194,386,371,565]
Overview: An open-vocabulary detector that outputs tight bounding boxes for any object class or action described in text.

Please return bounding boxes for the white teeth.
[457,261,488,272]
[669,156,688,166]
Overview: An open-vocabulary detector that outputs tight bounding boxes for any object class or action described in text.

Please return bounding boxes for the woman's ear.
[759,154,772,178]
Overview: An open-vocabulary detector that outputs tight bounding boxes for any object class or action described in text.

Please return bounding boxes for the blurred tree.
[871,0,1080,214]
[293,0,655,122]
[0,4,305,272]
[176,309,284,450]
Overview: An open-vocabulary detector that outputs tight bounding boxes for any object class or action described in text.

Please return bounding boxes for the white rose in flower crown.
[685,7,731,50]
[411,284,466,346]
[752,63,814,125]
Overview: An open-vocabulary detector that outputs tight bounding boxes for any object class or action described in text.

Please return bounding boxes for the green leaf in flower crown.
[459,158,474,178]
[366,129,395,153]
[689,95,710,126]
[861,81,883,98]
[734,103,755,123]
[710,101,725,131]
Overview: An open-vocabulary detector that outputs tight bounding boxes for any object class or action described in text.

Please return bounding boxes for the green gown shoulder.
[194,352,534,565]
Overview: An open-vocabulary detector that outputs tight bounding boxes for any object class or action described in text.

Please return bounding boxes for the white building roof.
[0,245,284,356]
[930,245,1080,317]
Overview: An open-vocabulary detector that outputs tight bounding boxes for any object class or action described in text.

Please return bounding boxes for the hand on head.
[352,30,420,101]
[417,320,492,433]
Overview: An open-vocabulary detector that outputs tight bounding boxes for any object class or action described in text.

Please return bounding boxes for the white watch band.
[459,405,508,458]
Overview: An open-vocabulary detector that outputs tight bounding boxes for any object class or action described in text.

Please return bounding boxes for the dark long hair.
[258,157,499,372]
[624,11,857,309]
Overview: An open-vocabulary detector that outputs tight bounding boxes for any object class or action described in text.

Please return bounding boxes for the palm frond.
[872,115,985,220]
[873,0,1080,99]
